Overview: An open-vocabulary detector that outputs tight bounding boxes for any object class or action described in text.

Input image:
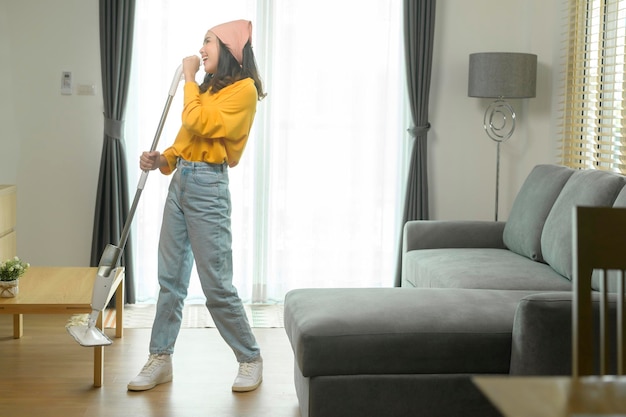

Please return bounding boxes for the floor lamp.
[468,52,537,221]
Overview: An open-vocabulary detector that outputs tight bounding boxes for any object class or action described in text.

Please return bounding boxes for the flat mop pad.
[66,306,113,347]
[66,259,122,347]
[67,324,112,347]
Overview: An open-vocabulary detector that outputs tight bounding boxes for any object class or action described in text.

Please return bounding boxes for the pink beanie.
[209,19,252,65]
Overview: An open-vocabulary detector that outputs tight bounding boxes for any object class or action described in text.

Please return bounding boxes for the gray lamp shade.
[468,52,537,98]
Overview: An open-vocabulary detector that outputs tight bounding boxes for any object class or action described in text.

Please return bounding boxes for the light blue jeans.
[149,159,260,363]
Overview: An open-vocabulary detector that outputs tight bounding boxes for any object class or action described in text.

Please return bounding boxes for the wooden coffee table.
[473,375,626,416]
[0,266,124,387]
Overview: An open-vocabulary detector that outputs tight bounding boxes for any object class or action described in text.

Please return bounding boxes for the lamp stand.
[483,99,515,221]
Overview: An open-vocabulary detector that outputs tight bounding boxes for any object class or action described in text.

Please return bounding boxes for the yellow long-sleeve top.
[159,77,258,175]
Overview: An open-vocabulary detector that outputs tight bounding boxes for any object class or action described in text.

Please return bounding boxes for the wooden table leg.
[93,312,104,388]
[13,313,23,338]
[115,276,124,339]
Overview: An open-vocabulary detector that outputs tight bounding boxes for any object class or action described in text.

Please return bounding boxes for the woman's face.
[199,30,220,73]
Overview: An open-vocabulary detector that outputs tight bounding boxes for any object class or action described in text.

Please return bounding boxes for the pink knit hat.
[209,19,252,65]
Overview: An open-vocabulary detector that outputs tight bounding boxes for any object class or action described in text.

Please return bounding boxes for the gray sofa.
[284,164,626,417]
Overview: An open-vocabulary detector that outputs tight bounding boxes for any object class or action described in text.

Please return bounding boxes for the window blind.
[561,0,626,173]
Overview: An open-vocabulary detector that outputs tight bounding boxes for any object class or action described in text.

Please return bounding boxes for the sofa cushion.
[541,170,625,279]
[402,248,572,291]
[503,164,574,262]
[284,288,543,377]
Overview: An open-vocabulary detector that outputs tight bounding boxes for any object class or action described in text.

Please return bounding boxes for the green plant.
[0,256,30,281]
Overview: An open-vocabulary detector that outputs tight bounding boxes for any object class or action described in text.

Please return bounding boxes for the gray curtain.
[91,0,136,304]
[394,0,436,287]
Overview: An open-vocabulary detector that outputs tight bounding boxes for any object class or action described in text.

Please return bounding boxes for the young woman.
[128,19,266,393]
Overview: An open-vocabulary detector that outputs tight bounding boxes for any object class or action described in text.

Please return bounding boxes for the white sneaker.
[127,354,173,391]
[232,357,263,392]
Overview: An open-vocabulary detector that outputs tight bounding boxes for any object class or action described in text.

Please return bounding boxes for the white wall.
[0,0,102,266]
[0,0,564,267]
[429,0,563,221]
[0,1,20,184]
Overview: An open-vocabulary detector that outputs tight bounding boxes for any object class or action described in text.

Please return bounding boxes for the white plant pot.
[0,279,18,297]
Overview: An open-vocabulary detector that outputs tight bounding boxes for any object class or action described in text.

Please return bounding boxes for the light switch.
[61,71,72,95]
[77,84,96,96]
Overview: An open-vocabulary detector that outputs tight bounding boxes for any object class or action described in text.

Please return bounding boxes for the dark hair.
[199,39,266,100]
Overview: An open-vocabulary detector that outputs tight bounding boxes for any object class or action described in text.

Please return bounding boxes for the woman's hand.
[182,55,201,82]
[139,151,163,171]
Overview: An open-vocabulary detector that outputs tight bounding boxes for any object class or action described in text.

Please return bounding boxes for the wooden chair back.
[573,206,626,377]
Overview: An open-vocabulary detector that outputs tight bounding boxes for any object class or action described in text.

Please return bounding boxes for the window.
[126,1,408,304]
[561,0,626,173]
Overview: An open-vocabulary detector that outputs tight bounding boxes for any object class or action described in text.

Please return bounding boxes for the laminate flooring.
[0,314,301,417]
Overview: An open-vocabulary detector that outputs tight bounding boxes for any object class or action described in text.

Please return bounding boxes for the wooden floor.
[0,314,301,417]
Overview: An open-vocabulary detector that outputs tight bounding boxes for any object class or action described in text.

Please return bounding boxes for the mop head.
[66,315,112,347]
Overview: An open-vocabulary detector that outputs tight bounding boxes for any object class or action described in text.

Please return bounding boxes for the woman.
[128,19,266,393]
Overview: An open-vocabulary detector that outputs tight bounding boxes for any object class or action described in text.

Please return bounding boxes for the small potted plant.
[0,256,30,297]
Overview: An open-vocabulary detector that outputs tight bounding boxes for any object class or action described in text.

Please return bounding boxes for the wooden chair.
[572,206,626,377]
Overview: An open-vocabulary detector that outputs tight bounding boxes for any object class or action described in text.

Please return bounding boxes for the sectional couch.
[284,164,626,417]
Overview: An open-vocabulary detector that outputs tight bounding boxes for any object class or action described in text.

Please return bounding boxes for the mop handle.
[169,64,185,96]
[148,64,184,154]
[116,65,184,259]
[135,64,183,191]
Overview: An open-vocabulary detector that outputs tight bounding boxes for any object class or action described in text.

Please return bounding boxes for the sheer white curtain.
[126,0,408,304]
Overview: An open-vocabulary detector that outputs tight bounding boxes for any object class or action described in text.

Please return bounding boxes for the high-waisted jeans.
[149,159,260,363]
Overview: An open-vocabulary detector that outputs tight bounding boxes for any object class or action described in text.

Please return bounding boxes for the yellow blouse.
[160,77,258,174]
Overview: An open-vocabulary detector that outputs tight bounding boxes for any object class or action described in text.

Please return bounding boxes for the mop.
[67,65,184,347]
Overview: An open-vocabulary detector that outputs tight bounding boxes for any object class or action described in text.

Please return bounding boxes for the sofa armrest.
[509,292,573,376]
[402,220,506,253]
[510,291,619,376]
